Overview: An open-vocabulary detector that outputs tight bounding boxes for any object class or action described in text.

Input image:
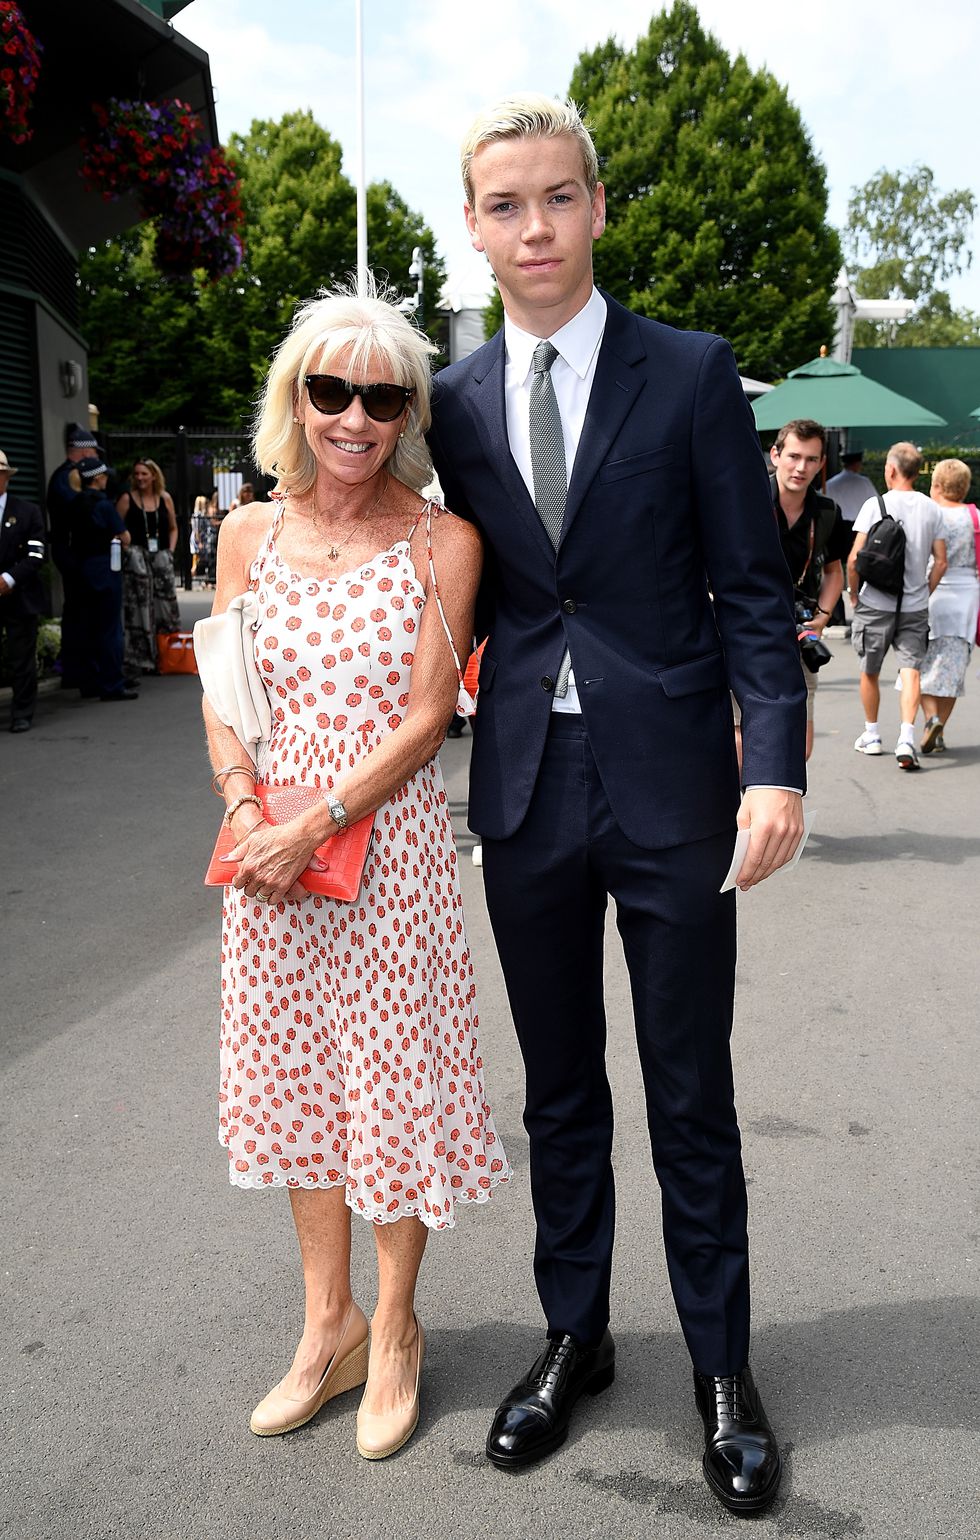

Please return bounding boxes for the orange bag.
[157,631,198,675]
[462,638,486,700]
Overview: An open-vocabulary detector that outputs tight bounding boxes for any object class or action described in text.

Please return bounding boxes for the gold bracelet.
[224,793,263,825]
[211,763,257,796]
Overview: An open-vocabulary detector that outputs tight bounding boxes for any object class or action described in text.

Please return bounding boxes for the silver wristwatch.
[325,792,349,832]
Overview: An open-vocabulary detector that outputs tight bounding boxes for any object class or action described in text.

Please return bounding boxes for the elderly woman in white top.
[919,458,980,754]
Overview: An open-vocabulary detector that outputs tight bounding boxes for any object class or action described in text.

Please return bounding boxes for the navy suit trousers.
[481,714,750,1375]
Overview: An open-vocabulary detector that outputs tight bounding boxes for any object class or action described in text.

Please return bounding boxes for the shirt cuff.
[745,784,805,795]
[2,571,14,589]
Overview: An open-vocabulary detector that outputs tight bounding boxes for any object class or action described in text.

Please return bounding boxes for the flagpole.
[355,0,367,295]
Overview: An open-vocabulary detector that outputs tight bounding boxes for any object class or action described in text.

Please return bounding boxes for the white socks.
[865,722,880,737]
[898,723,915,747]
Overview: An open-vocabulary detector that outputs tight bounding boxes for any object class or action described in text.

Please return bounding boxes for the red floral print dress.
[218,503,509,1228]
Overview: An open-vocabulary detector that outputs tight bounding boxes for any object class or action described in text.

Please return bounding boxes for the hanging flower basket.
[0,2,43,145]
[80,97,244,280]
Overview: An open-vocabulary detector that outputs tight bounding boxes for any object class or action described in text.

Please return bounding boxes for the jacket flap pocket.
[657,652,727,698]
[598,444,675,483]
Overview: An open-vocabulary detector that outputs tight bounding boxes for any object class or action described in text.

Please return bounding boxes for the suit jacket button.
[540,675,554,692]
[561,599,577,614]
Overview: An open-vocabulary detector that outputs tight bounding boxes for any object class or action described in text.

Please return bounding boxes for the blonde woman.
[202,286,508,1458]
[117,458,180,668]
[919,458,980,753]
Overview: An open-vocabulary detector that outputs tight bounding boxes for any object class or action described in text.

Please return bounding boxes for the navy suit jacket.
[429,291,807,848]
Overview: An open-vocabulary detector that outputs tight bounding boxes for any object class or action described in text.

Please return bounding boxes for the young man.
[429,96,805,1516]
[848,441,947,770]
[769,419,851,759]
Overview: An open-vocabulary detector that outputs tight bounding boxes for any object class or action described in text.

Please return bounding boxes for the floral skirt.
[920,635,971,698]
[122,547,181,671]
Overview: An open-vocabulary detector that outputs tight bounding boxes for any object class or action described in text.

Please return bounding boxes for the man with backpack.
[848,442,947,770]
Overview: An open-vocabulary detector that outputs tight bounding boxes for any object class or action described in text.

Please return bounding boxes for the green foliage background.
[79,111,445,427]
[485,3,841,375]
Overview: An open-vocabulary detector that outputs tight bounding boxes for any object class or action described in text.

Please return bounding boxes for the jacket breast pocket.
[598,443,675,484]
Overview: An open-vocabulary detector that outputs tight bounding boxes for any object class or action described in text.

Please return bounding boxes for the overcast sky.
[178,0,980,315]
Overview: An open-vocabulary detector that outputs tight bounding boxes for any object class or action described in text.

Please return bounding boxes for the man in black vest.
[0,449,47,732]
[769,419,851,760]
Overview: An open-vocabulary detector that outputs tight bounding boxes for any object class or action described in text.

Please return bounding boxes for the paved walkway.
[2,602,978,1540]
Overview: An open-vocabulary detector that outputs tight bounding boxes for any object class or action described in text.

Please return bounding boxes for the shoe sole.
[485,1361,615,1470]
[702,1450,783,1514]
[249,1335,369,1436]
[895,751,919,771]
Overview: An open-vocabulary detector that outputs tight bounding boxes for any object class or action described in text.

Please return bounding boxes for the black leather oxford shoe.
[694,1364,782,1513]
[486,1329,615,1469]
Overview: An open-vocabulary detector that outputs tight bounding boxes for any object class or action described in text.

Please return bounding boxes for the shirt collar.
[504,286,607,383]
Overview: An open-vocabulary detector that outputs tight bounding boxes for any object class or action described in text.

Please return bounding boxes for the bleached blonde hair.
[931,457,971,503]
[461,94,599,205]
[253,281,439,496]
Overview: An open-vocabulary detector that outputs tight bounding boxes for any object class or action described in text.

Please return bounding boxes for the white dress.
[218,502,509,1228]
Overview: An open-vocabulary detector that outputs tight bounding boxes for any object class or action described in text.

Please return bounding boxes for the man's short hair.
[886,441,921,481]
[841,450,863,466]
[774,419,827,454]
[461,94,599,205]
[931,457,972,503]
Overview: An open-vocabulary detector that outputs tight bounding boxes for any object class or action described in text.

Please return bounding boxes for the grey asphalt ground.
[2,593,978,1540]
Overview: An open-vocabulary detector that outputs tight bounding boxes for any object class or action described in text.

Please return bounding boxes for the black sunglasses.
[303,374,415,423]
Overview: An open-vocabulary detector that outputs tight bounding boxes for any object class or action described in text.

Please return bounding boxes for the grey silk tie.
[529,340,572,698]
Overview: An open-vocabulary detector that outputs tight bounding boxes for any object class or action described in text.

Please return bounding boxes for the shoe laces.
[706,1373,752,1423]
[531,1336,577,1391]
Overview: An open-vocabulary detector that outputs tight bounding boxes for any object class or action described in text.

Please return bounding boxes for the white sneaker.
[895,741,920,771]
[854,731,883,755]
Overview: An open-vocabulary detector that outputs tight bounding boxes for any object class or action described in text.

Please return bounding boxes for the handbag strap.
[968,504,980,575]
[424,499,465,686]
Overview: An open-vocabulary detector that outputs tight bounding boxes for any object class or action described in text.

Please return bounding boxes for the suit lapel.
[561,295,647,544]
[465,332,559,562]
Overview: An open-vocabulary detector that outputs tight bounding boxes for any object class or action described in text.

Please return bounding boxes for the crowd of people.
[762,420,978,773]
[1,425,268,730]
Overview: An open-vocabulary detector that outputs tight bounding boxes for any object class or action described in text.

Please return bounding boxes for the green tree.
[535,2,841,377]
[842,165,978,346]
[79,111,445,425]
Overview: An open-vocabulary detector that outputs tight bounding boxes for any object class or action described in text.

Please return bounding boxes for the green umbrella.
[752,353,946,431]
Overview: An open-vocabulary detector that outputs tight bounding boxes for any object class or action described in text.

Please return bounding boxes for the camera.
[795,600,832,673]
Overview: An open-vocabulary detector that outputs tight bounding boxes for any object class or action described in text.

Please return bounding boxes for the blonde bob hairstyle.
[253,283,439,497]
[930,457,972,503]
[461,94,599,205]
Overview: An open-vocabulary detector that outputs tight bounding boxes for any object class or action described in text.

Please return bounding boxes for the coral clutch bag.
[205,784,374,901]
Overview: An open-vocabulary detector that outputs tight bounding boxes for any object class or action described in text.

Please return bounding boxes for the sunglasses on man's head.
[303,374,415,423]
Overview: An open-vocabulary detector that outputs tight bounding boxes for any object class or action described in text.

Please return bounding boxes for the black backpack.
[856,492,906,603]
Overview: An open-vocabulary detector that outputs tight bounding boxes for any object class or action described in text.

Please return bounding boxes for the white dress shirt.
[504,285,607,713]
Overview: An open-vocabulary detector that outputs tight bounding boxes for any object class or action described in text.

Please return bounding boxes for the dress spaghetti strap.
[423,499,477,717]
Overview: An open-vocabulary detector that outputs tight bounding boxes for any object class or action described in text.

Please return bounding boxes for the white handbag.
[193,591,272,751]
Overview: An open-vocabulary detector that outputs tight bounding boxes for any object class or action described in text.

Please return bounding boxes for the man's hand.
[735,788,804,890]
[0,577,10,596]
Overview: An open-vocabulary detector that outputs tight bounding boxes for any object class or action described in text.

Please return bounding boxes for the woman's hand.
[223,811,316,904]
